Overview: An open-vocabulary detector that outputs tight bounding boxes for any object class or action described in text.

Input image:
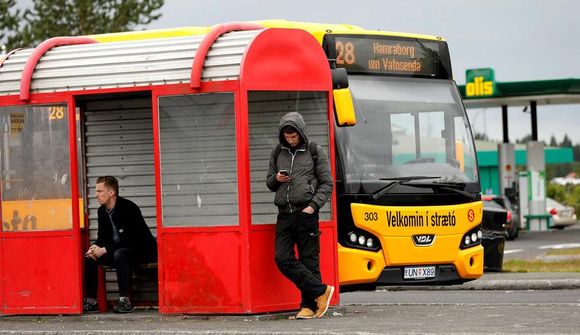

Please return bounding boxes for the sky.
[13,0,580,144]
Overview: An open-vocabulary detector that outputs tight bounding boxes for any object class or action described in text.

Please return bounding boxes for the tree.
[560,134,573,147]
[549,135,558,147]
[473,132,490,141]
[0,0,20,51]
[3,0,164,51]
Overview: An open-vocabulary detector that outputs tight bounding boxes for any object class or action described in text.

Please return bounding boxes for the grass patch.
[503,259,580,272]
[546,248,580,256]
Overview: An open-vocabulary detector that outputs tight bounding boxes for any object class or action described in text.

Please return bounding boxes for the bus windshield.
[336,76,479,193]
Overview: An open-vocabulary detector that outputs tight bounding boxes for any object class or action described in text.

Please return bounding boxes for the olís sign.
[465,68,496,98]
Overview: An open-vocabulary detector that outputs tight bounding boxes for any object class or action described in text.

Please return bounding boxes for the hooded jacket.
[266,112,333,214]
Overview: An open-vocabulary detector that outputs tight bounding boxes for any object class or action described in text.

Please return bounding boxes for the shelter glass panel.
[248,91,330,224]
[158,93,238,227]
[0,105,72,232]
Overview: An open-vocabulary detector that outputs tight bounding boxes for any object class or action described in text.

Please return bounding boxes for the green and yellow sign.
[465,68,496,98]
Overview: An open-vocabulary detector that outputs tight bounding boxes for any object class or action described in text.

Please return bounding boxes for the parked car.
[546,197,577,229]
[481,196,508,272]
[484,195,519,240]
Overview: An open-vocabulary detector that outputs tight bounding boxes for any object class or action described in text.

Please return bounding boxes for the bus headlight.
[349,233,357,243]
[460,225,482,249]
[366,238,374,248]
[345,230,380,251]
[471,232,478,242]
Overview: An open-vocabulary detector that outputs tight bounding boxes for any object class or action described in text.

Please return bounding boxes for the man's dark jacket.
[95,196,157,262]
[266,112,333,214]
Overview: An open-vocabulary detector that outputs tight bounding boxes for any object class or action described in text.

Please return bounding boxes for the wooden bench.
[96,262,158,312]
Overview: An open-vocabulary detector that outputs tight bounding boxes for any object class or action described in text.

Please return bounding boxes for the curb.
[0,306,347,323]
[379,279,580,291]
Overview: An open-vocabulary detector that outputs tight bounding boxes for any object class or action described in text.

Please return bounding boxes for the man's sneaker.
[295,308,316,319]
[112,297,134,314]
[83,298,98,313]
[314,285,334,318]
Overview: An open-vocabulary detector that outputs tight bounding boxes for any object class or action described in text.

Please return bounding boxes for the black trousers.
[275,211,326,311]
[84,247,136,299]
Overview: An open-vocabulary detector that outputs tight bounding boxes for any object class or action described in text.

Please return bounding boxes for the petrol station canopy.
[457,68,580,143]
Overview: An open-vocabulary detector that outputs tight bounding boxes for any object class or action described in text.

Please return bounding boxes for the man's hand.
[85,245,107,260]
[276,172,292,183]
[302,206,315,214]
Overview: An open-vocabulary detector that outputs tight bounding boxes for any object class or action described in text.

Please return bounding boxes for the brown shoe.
[296,307,316,319]
[315,285,334,318]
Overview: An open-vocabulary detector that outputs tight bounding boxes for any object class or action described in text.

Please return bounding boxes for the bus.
[134,20,486,287]
[258,20,484,287]
[0,21,482,316]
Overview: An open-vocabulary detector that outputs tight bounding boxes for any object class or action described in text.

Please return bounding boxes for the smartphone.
[279,169,290,176]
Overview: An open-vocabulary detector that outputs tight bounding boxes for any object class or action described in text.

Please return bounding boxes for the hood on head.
[278,112,308,147]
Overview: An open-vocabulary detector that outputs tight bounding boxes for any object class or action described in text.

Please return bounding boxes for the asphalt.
[381,271,580,291]
[0,272,579,335]
[4,228,580,331]
[1,271,579,322]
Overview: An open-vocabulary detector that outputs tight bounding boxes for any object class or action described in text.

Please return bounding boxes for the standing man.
[83,176,157,313]
[266,112,335,319]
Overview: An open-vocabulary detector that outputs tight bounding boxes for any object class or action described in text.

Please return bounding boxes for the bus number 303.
[364,212,378,221]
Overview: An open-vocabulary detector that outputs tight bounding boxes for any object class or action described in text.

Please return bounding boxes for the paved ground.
[2,228,579,334]
[504,224,580,260]
[1,271,579,334]
[0,303,578,335]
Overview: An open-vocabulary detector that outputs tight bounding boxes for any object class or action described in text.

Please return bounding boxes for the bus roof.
[88,20,445,44]
[90,26,212,43]
[256,20,445,43]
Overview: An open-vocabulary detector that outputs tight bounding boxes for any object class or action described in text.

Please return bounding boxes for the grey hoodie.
[266,112,333,214]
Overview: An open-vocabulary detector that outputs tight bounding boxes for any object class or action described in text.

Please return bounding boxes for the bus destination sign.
[328,35,449,79]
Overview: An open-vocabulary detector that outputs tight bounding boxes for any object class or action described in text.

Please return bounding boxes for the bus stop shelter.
[0,25,339,315]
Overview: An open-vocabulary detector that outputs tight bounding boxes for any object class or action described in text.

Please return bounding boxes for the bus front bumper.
[339,245,483,286]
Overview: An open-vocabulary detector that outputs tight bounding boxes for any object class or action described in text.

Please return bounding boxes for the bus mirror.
[333,88,356,127]
[331,68,349,89]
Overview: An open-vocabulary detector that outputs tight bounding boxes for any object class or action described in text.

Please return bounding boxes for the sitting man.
[83,176,157,313]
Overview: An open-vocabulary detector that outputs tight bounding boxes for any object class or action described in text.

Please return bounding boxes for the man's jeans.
[275,211,326,311]
[84,247,136,299]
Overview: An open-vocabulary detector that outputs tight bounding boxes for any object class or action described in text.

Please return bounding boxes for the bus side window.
[455,140,465,172]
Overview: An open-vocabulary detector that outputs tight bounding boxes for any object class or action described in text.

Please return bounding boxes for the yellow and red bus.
[257,21,484,287]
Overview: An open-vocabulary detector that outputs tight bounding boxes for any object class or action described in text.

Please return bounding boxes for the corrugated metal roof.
[0,30,261,96]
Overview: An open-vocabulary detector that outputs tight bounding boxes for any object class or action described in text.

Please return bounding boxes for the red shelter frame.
[0,26,338,315]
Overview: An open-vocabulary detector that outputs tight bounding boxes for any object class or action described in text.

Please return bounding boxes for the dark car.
[481,196,508,272]
[487,195,520,240]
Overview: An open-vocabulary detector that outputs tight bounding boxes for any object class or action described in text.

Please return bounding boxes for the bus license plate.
[404,266,436,280]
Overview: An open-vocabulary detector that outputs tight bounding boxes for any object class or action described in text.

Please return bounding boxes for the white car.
[546,197,578,229]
